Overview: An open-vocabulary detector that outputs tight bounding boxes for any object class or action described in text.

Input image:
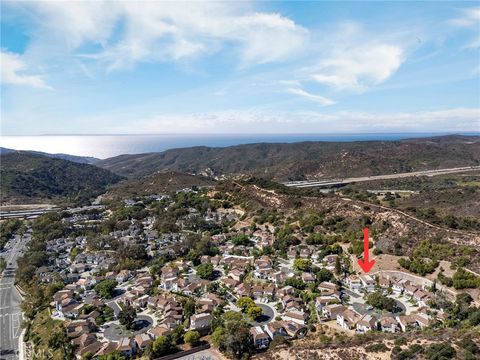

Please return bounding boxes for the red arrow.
[358,227,375,273]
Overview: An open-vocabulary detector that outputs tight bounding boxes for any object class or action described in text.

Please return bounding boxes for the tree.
[183,298,196,323]
[184,330,201,346]
[94,279,118,299]
[284,277,306,290]
[246,305,263,321]
[231,234,251,246]
[335,256,342,275]
[97,351,126,360]
[294,258,311,272]
[48,328,74,359]
[211,326,226,348]
[211,311,254,360]
[237,297,255,312]
[170,325,185,345]
[366,291,396,312]
[196,262,215,280]
[118,303,137,330]
[152,335,174,357]
[314,268,334,283]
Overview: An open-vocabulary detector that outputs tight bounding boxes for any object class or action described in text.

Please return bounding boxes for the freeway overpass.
[0,205,104,220]
[283,166,480,188]
[0,208,59,220]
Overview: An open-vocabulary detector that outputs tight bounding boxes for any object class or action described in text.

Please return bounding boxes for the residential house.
[265,321,288,339]
[315,296,337,310]
[356,314,377,333]
[413,313,430,329]
[346,275,362,290]
[380,316,398,333]
[283,310,307,325]
[301,272,315,284]
[337,309,362,330]
[282,321,307,338]
[135,333,153,351]
[190,313,213,331]
[322,304,346,320]
[116,270,132,284]
[359,275,376,292]
[229,269,244,282]
[396,315,419,332]
[413,290,433,307]
[250,326,270,349]
[149,325,171,339]
[116,337,136,357]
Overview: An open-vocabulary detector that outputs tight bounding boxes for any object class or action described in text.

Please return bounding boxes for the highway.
[283,166,480,188]
[0,208,58,220]
[0,204,103,220]
[0,232,30,360]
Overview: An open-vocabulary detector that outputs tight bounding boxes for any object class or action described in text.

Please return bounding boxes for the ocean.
[1,133,478,159]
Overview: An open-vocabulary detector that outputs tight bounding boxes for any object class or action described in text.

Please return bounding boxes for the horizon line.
[2,131,480,137]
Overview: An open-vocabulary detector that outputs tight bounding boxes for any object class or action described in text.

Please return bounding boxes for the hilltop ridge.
[96,135,480,179]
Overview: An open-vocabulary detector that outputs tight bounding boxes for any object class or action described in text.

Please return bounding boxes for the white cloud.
[17,1,307,70]
[286,87,335,106]
[109,108,480,134]
[449,7,480,27]
[1,50,52,89]
[309,44,404,91]
[450,7,480,49]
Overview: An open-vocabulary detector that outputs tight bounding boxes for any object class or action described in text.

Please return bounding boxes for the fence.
[154,344,211,360]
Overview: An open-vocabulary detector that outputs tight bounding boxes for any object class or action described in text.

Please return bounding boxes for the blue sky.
[1,1,479,135]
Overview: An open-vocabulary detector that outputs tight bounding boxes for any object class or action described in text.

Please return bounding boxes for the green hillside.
[0,151,123,205]
[97,135,480,180]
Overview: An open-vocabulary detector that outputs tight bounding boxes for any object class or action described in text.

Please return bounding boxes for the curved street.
[252,303,275,325]
[103,314,153,341]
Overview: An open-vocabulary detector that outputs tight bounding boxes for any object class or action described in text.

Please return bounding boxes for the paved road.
[103,315,153,341]
[0,233,30,360]
[252,303,275,326]
[283,166,480,188]
[0,205,104,220]
[0,209,58,220]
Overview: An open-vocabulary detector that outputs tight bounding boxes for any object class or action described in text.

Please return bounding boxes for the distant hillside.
[0,147,98,164]
[105,171,216,199]
[97,135,480,180]
[0,151,123,205]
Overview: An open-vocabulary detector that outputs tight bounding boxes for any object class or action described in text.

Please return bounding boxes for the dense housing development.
[2,176,479,360]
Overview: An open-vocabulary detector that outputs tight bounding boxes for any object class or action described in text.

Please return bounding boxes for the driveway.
[342,288,361,299]
[106,300,122,318]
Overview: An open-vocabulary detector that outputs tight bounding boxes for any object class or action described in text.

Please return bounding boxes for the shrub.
[365,343,389,353]
[458,338,479,355]
[398,257,438,276]
[425,343,456,360]
[452,268,480,289]
[184,330,201,346]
